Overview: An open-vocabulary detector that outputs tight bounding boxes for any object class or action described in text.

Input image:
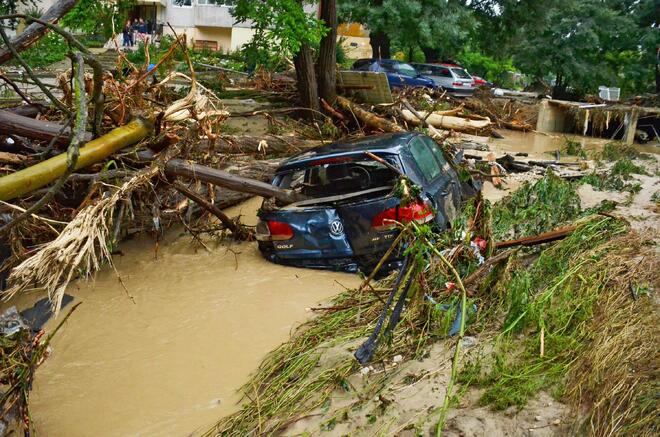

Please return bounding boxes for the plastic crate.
[598,86,621,101]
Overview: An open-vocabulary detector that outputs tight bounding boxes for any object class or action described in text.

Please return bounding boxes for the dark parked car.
[352,59,436,89]
[256,132,479,272]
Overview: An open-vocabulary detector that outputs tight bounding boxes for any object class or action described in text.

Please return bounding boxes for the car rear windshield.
[416,65,451,77]
[276,158,399,199]
[450,68,471,79]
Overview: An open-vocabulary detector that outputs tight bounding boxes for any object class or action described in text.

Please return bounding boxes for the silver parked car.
[411,63,476,97]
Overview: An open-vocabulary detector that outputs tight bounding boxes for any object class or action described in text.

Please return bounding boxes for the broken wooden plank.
[495,225,576,249]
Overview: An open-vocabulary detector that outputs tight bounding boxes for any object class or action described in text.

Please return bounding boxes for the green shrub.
[19,31,68,68]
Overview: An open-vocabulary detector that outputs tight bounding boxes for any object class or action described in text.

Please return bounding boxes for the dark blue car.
[256,132,477,272]
[352,59,436,89]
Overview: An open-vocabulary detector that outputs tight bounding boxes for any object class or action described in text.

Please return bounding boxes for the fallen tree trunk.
[336,96,404,133]
[0,0,78,66]
[0,110,88,145]
[0,118,152,201]
[401,109,491,135]
[6,103,43,118]
[213,135,322,155]
[164,159,305,205]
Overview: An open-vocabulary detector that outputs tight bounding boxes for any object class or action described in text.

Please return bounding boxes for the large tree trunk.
[369,30,390,59]
[336,96,404,132]
[293,41,320,117]
[212,135,322,155]
[421,47,440,63]
[401,109,492,135]
[0,0,78,66]
[317,0,337,106]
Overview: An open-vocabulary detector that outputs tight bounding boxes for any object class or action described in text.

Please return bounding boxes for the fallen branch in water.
[171,180,253,240]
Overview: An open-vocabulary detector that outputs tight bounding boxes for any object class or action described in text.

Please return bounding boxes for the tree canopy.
[337,0,659,96]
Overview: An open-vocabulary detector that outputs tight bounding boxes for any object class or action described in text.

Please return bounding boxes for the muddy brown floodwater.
[487,129,659,158]
[21,197,360,437]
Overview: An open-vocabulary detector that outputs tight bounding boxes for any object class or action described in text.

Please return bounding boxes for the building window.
[197,0,236,5]
[173,0,192,7]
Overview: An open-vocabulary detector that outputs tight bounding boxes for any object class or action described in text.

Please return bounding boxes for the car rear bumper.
[444,87,475,97]
[258,240,403,274]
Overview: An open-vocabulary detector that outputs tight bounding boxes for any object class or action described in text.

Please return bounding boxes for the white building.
[132,0,256,52]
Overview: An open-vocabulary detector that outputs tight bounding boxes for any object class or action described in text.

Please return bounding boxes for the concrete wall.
[230,27,256,51]
[536,100,569,133]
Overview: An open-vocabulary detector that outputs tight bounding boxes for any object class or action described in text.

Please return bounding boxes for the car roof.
[413,62,463,69]
[278,132,421,172]
[355,58,402,65]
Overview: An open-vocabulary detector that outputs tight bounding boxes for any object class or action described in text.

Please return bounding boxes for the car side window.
[381,63,396,73]
[421,136,450,170]
[409,137,441,181]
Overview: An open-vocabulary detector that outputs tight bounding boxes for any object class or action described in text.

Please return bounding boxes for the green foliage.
[340,0,475,62]
[18,31,67,68]
[457,49,516,84]
[651,191,660,204]
[582,157,648,195]
[500,0,656,97]
[598,141,640,161]
[232,0,327,71]
[338,0,657,97]
[0,0,35,27]
[610,158,649,177]
[561,138,586,158]
[471,216,628,410]
[491,170,582,241]
[61,0,136,39]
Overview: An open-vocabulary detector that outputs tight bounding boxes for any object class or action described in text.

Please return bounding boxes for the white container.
[598,86,621,101]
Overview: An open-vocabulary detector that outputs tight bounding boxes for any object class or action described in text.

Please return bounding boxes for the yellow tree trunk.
[0,118,152,201]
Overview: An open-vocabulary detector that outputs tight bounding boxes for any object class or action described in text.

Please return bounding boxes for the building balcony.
[194,5,236,28]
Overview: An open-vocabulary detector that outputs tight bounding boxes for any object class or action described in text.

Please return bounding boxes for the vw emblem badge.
[329,220,344,236]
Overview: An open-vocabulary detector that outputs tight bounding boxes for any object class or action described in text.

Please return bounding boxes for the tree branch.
[0,0,78,66]
[0,53,87,236]
[0,23,71,115]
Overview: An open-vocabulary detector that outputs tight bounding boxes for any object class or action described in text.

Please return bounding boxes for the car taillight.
[256,220,294,241]
[372,201,434,231]
[452,81,462,86]
[268,221,294,240]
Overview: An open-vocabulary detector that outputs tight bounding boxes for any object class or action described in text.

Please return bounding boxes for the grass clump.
[581,157,647,194]
[491,169,581,240]
[597,141,639,161]
[562,138,586,158]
